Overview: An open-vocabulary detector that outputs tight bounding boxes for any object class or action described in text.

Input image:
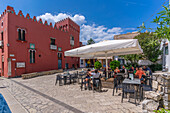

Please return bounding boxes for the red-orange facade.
[0,6,80,78]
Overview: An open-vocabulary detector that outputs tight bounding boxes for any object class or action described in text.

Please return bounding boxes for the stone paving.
[0,71,143,113]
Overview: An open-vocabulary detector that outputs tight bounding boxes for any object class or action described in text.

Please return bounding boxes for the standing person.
[108,68,112,78]
[135,67,146,83]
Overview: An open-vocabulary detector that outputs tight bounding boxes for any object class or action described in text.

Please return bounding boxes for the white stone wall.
[166,41,170,72]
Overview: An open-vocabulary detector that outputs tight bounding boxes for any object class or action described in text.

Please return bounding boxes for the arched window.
[1,21,3,28]
[30,50,35,63]
[70,35,74,46]
[18,28,21,40]
[22,29,25,41]
[18,28,26,41]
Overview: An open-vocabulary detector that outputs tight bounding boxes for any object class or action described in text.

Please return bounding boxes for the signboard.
[50,45,57,50]
[30,43,35,49]
[10,54,15,57]
[58,47,62,51]
[12,59,16,61]
[16,62,25,68]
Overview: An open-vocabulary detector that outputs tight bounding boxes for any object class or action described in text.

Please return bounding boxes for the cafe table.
[61,73,72,85]
[122,78,142,104]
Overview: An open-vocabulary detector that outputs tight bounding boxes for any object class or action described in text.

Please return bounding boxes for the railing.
[50,45,57,50]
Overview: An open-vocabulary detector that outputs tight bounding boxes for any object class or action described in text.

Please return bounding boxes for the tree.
[120,33,162,64]
[152,5,170,41]
[120,54,141,66]
[138,5,170,40]
[110,60,120,70]
[135,33,162,63]
[87,38,95,45]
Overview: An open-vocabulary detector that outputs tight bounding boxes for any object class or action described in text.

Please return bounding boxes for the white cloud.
[80,24,123,44]
[37,13,136,44]
[37,13,86,25]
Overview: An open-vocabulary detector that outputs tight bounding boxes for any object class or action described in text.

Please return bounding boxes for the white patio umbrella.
[65,39,143,78]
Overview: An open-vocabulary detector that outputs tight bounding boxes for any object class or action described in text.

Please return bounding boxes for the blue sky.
[0,0,168,44]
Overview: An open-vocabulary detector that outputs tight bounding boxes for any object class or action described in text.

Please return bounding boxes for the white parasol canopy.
[65,39,143,77]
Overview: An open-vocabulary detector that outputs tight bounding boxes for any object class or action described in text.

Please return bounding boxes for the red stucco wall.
[0,6,80,77]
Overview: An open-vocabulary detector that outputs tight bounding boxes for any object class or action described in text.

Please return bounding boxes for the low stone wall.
[21,69,63,79]
[142,72,170,112]
[101,78,114,89]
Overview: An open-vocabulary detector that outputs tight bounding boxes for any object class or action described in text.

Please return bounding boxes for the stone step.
[21,69,63,79]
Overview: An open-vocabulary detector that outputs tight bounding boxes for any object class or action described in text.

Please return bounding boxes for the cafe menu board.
[16,62,25,68]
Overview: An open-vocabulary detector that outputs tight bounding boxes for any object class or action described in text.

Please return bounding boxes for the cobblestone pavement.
[0,72,143,113]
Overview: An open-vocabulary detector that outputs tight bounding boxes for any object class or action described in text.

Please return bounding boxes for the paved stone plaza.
[0,71,143,113]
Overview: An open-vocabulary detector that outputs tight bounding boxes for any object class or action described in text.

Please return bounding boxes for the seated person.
[135,67,146,83]
[89,69,102,87]
[134,67,138,75]
[113,67,120,78]
[143,66,152,76]
[128,66,134,78]
[128,66,134,73]
[121,65,126,73]
[114,67,120,74]
[85,69,91,80]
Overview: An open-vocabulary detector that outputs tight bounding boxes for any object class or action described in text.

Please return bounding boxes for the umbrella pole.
[105,52,108,79]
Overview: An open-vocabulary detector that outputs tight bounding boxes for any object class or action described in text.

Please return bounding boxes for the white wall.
[166,41,170,72]
[80,58,85,68]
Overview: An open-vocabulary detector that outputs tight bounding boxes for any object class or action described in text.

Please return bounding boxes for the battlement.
[55,17,80,33]
[0,6,80,33]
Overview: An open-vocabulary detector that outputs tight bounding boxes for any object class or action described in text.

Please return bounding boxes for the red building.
[0,6,80,78]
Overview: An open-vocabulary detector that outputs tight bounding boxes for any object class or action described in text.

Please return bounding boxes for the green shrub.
[110,60,120,70]
[124,62,139,70]
[153,108,170,113]
[94,61,102,69]
[149,64,162,72]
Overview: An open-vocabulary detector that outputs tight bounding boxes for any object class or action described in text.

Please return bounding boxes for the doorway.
[58,59,62,69]
[58,52,62,69]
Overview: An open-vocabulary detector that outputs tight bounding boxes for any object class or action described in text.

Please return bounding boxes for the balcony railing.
[50,45,57,50]
[0,41,3,48]
[70,40,74,46]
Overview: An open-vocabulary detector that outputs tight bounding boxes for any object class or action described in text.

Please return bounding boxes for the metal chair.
[55,74,63,86]
[71,73,78,84]
[112,76,123,96]
[78,72,86,83]
[141,75,152,100]
[121,84,137,105]
[80,77,90,91]
[92,77,102,93]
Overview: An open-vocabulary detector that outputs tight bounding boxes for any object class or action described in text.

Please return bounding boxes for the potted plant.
[94,61,102,69]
